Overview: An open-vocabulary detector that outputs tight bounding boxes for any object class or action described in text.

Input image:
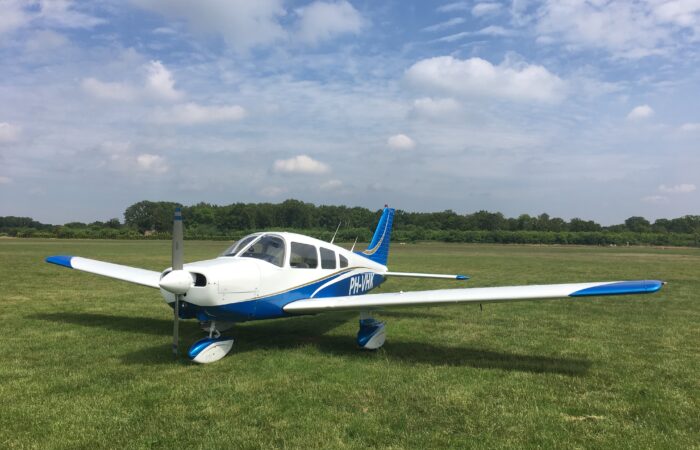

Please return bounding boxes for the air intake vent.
[193,273,207,287]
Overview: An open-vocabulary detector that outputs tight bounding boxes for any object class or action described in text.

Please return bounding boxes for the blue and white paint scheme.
[46,206,665,363]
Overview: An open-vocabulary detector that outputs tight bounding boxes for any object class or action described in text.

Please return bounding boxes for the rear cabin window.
[339,254,348,268]
[239,235,285,267]
[290,242,318,268]
[320,247,336,269]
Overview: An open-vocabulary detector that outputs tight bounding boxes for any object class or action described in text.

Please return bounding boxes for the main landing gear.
[357,312,386,350]
[187,321,235,364]
[186,315,386,362]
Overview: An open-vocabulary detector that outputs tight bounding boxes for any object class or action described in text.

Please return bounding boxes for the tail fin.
[356,207,394,266]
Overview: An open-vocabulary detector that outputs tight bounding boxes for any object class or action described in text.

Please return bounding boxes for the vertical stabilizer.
[356,207,394,266]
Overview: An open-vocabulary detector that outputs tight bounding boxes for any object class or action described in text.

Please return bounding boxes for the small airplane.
[46,206,664,363]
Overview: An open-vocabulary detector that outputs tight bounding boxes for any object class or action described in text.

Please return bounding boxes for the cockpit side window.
[290,242,318,268]
[339,254,348,268]
[239,235,285,267]
[221,235,259,256]
[320,247,336,269]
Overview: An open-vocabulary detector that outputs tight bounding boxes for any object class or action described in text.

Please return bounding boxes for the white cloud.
[153,103,247,125]
[24,30,69,52]
[405,56,566,103]
[652,1,700,28]
[422,17,465,33]
[100,141,132,155]
[476,25,513,36]
[0,0,104,35]
[96,142,168,175]
[411,97,461,118]
[437,26,515,42]
[320,179,343,190]
[136,154,168,174]
[0,176,12,184]
[627,104,654,120]
[0,0,31,34]
[82,78,137,101]
[131,0,286,52]
[535,0,700,58]
[680,122,700,131]
[642,195,668,204]
[296,1,364,44]
[36,0,106,29]
[437,2,470,13]
[472,2,502,17]
[273,155,330,174]
[146,60,182,101]
[261,186,287,197]
[152,26,176,35]
[0,122,21,143]
[659,183,696,193]
[387,134,416,150]
[83,61,183,103]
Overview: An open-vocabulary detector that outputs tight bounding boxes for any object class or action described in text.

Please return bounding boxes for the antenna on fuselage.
[350,236,358,252]
[330,221,341,244]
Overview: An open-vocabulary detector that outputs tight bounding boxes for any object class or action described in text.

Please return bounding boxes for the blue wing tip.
[456,274,470,280]
[46,255,74,268]
[570,280,664,297]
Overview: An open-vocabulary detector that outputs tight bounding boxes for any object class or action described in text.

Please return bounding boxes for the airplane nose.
[159,270,193,294]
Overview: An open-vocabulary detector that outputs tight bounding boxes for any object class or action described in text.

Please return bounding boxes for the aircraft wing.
[283,280,664,314]
[46,255,161,289]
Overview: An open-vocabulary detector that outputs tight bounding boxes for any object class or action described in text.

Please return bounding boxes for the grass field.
[0,239,698,449]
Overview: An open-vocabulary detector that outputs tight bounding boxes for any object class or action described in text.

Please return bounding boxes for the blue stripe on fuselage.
[204,271,385,322]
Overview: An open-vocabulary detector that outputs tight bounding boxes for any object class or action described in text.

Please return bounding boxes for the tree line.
[2,199,699,247]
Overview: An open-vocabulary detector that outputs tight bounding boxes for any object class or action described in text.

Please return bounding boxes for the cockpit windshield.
[220,234,260,257]
[220,233,286,267]
[239,235,286,267]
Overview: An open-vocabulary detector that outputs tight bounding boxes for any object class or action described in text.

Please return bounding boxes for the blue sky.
[0,0,698,225]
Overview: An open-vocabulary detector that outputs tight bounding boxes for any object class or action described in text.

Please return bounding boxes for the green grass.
[0,239,698,449]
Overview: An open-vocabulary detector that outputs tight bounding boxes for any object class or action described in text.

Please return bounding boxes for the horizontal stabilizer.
[283,280,664,314]
[46,255,161,289]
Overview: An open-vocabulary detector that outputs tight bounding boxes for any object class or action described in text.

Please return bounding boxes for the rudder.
[356,207,394,266]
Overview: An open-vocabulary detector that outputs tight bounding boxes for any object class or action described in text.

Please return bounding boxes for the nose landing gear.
[188,321,234,364]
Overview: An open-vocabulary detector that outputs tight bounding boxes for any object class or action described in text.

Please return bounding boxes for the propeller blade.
[172,207,183,358]
[173,294,180,357]
[172,207,183,271]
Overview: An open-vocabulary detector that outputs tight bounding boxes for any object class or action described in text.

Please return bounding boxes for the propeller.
[158,207,190,358]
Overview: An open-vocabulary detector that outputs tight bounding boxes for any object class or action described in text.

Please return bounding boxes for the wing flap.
[46,255,161,289]
[283,280,664,313]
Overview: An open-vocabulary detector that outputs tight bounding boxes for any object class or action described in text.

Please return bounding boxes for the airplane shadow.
[33,312,590,375]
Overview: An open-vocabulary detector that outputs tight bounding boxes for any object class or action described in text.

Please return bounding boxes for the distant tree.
[124,200,181,233]
[64,222,87,228]
[625,216,651,233]
[517,214,535,231]
[469,210,506,231]
[652,218,670,233]
[105,218,121,229]
[569,218,601,232]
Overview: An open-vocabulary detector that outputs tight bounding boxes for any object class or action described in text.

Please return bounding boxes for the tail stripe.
[356,207,394,266]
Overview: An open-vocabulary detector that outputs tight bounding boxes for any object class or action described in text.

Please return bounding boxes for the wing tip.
[570,280,664,297]
[46,255,74,268]
[456,274,469,280]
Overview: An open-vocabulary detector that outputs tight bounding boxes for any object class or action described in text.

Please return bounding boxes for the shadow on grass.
[33,312,590,375]
[33,312,174,336]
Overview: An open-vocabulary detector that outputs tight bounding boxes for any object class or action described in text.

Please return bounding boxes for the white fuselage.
[159,232,387,322]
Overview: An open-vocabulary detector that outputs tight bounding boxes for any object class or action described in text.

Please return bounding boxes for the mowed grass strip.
[0,239,698,449]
